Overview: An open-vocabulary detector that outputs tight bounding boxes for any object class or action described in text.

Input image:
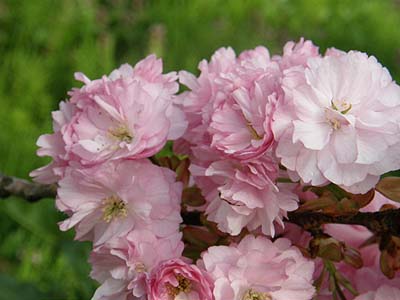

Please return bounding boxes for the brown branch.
[287,209,400,237]
[0,173,56,202]
[183,209,400,237]
[1,172,399,238]
[182,211,202,226]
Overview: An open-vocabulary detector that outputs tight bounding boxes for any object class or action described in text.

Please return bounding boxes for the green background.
[1,0,400,299]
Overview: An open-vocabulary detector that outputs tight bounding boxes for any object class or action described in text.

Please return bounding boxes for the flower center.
[325,108,344,131]
[242,289,272,300]
[134,262,146,273]
[331,99,352,114]
[101,195,127,223]
[165,274,192,298]
[327,117,341,130]
[109,125,133,143]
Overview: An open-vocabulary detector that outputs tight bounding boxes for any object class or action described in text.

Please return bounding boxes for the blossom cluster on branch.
[30,39,400,300]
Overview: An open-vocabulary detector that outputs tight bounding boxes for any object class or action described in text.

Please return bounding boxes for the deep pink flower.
[273,51,400,193]
[148,258,214,300]
[57,159,182,245]
[200,235,315,300]
[90,230,183,300]
[31,55,186,183]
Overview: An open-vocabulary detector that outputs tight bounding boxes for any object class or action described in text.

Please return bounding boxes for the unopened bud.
[343,246,363,269]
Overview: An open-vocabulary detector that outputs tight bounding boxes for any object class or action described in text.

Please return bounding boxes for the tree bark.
[0,173,56,202]
[1,172,399,238]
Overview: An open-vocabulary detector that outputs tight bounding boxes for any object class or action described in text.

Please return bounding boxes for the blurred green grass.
[1,0,400,299]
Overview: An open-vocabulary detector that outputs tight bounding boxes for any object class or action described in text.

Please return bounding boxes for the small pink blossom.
[191,157,298,236]
[90,230,183,300]
[57,159,182,245]
[273,38,320,71]
[200,235,315,300]
[31,55,186,183]
[176,47,236,155]
[177,46,281,161]
[148,258,214,300]
[29,101,78,184]
[273,50,400,193]
[209,75,278,160]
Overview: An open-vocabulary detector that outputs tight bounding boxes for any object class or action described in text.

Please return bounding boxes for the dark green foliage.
[1,0,400,298]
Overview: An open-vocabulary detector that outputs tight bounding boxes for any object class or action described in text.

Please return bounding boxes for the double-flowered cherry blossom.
[272,38,320,71]
[191,157,298,236]
[201,235,315,300]
[273,50,400,193]
[177,46,280,160]
[148,258,214,300]
[57,159,182,245]
[90,229,183,300]
[31,55,186,184]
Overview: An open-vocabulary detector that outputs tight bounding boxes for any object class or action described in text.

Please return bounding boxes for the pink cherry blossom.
[176,47,236,155]
[29,100,78,184]
[273,50,400,193]
[200,235,315,300]
[90,229,183,300]
[56,159,182,245]
[148,258,214,300]
[209,73,278,160]
[177,46,281,161]
[30,55,186,183]
[273,38,320,71]
[192,157,298,236]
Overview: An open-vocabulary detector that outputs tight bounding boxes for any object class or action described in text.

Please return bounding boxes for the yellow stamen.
[331,100,352,114]
[134,262,146,273]
[102,195,127,223]
[242,289,272,300]
[165,274,192,297]
[325,108,342,130]
[327,118,341,130]
[246,122,263,140]
[109,125,133,143]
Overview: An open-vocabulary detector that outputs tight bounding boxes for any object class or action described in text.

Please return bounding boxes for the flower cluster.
[31,55,196,300]
[32,38,400,300]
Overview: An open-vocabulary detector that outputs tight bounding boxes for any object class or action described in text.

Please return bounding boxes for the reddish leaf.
[343,246,363,269]
[183,226,219,248]
[350,189,375,208]
[176,158,190,186]
[182,186,206,207]
[297,191,337,212]
[376,177,400,202]
[380,250,396,279]
[379,236,400,279]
